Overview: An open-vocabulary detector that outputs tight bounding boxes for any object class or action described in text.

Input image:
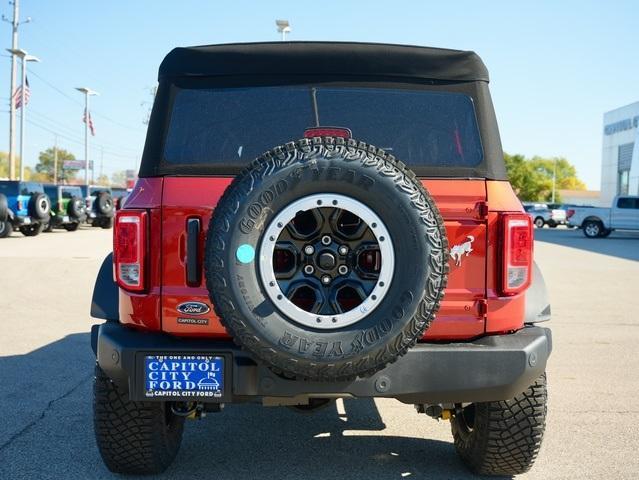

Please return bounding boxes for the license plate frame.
[139,353,230,402]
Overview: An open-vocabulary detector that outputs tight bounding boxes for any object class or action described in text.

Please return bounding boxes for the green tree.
[504,153,585,202]
[95,174,111,186]
[0,151,8,178]
[35,147,77,183]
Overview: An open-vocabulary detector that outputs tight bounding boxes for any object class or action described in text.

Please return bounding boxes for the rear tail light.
[501,214,533,295]
[17,200,23,211]
[567,209,575,219]
[114,210,147,291]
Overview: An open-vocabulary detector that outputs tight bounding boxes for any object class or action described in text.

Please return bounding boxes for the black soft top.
[158,41,489,83]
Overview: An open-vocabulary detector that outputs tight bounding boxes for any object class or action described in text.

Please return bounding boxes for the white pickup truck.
[568,195,639,237]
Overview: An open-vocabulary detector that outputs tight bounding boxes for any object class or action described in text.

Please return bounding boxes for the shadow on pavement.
[534,228,639,261]
[0,333,494,480]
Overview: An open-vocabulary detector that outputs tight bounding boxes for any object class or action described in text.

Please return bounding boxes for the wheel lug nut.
[321,235,332,246]
[338,245,348,255]
[338,265,349,275]
[304,265,315,275]
[304,245,315,255]
[321,275,332,285]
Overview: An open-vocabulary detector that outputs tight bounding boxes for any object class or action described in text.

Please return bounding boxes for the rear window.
[61,187,81,199]
[20,182,43,195]
[164,86,483,168]
[89,186,111,196]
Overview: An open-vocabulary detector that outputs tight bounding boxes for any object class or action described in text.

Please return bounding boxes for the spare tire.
[29,193,51,221]
[95,192,114,217]
[67,195,87,220]
[205,137,448,381]
[0,193,8,222]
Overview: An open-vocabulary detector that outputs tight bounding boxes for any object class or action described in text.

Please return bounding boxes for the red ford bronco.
[91,42,551,476]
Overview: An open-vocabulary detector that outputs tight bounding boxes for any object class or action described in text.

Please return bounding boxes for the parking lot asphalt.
[0,226,638,479]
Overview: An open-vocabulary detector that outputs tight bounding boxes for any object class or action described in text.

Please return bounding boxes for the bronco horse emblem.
[450,235,475,266]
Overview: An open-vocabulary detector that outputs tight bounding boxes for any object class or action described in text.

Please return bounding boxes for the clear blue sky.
[0,0,637,188]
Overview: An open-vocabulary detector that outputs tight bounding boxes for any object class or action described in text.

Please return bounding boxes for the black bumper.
[92,322,552,404]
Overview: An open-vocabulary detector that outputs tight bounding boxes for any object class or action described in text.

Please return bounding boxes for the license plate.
[62,216,70,223]
[22,217,31,225]
[144,355,224,399]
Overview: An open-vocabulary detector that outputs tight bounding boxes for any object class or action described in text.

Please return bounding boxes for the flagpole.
[76,87,98,185]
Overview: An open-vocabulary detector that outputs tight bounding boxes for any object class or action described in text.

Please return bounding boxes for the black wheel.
[0,220,11,238]
[0,193,8,222]
[67,195,87,220]
[19,223,44,237]
[95,192,115,217]
[63,222,80,232]
[100,217,114,229]
[533,217,545,229]
[583,220,602,238]
[93,366,184,474]
[451,373,547,476]
[205,137,448,381]
[28,193,51,221]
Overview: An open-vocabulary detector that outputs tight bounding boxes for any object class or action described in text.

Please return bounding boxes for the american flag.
[83,108,96,136]
[12,76,30,109]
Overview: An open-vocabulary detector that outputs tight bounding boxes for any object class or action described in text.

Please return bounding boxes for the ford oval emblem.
[176,302,210,316]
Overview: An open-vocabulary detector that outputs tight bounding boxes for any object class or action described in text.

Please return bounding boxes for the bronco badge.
[450,235,475,266]
[176,301,210,316]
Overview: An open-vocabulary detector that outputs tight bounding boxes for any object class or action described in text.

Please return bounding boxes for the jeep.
[81,184,114,228]
[42,184,87,232]
[90,42,552,476]
[0,180,52,237]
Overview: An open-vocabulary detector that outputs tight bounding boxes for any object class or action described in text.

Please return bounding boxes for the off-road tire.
[95,192,115,217]
[451,373,547,476]
[0,220,11,238]
[100,217,114,229]
[205,136,448,381]
[64,222,80,232]
[0,193,8,222]
[93,366,184,475]
[28,193,51,221]
[67,195,86,220]
[19,223,44,237]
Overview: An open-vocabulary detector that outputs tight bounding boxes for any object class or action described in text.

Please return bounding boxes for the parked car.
[81,185,115,228]
[568,195,639,237]
[0,180,51,237]
[523,202,567,228]
[110,186,130,210]
[91,42,552,476]
[43,184,87,232]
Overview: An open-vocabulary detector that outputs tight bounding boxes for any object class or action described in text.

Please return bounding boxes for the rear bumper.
[92,322,552,404]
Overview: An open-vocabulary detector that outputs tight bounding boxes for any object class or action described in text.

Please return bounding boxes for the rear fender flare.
[91,253,119,323]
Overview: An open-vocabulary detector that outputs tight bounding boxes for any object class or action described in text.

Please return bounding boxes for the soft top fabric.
[158,41,489,83]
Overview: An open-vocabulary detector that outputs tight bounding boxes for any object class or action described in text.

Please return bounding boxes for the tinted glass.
[61,187,81,199]
[617,197,639,209]
[89,186,111,196]
[19,182,43,195]
[164,86,483,168]
[0,182,17,195]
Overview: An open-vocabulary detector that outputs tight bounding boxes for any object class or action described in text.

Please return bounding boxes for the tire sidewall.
[206,140,447,378]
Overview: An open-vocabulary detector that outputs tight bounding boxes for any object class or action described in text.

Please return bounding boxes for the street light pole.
[75,87,98,185]
[275,19,291,41]
[551,157,557,204]
[7,48,39,181]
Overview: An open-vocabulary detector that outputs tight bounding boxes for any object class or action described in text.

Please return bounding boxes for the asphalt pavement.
[0,226,638,479]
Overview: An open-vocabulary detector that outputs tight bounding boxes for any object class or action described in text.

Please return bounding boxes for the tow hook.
[415,403,454,421]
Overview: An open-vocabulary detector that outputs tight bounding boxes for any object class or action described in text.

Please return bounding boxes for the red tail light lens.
[114,210,147,291]
[567,209,575,219]
[17,200,23,211]
[501,214,533,295]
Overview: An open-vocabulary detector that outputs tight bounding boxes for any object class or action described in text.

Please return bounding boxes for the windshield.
[164,86,483,168]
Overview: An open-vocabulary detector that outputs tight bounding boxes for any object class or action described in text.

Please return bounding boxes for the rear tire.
[451,373,547,476]
[100,217,114,229]
[533,217,545,228]
[93,366,184,475]
[63,222,80,232]
[19,223,44,237]
[0,220,11,238]
[583,220,602,238]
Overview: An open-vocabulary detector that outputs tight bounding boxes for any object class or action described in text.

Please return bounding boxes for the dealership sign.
[604,116,639,136]
[62,160,94,170]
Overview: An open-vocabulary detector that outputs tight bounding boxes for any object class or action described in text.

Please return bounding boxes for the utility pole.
[53,134,58,184]
[2,0,30,180]
[75,87,98,185]
[551,158,557,204]
[99,146,104,179]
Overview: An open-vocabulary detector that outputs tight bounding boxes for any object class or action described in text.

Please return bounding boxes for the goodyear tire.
[451,373,547,476]
[205,137,448,381]
[93,366,184,474]
[29,193,51,221]
[0,220,11,238]
[0,193,8,222]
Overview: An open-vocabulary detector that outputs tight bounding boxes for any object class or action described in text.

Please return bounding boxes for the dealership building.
[600,101,639,206]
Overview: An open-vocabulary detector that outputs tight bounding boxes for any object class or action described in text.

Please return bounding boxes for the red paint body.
[120,176,527,341]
